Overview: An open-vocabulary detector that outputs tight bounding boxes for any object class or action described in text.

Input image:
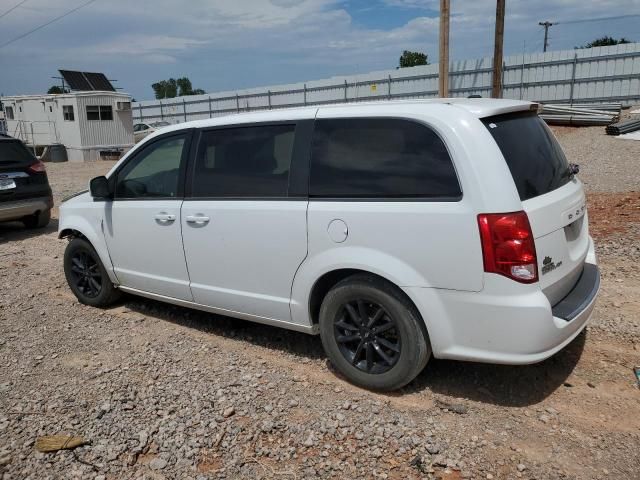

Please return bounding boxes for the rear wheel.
[64,238,121,307]
[22,209,50,229]
[319,275,430,391]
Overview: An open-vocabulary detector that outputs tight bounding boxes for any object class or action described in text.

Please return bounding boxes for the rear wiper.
[564,163,580,178]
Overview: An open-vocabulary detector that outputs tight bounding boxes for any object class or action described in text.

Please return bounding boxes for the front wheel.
[64,238,121,307]
[319,275,431,391]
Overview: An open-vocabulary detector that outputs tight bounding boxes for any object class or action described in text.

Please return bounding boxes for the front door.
[103,132,192,301]
[181,123,308,321]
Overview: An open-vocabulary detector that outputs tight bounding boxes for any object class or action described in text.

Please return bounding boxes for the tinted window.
[310,118,460,198]
[482,112,569,201]
[86,106,100,120]
[192,125,295,198]
[0,140,34,166]
[116,135,186,199]
[100,105,113,120]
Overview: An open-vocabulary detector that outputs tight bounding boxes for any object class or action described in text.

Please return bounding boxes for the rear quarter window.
[0,140,35,166]
[310,118,461,199]
[482,112,570,201]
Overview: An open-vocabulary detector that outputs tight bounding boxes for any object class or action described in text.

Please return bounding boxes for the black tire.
[64,238,121,307]
[22,209,51,229]
[319,274,431,391]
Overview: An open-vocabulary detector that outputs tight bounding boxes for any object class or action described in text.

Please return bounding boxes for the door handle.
[185,215,210,225]
[154,213,176,224]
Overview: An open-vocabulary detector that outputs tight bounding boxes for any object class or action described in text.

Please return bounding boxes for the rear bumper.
[404,239,599,365]
[0,196,52,222]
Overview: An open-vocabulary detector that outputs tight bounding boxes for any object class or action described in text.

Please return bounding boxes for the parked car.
[0,134,52,229]
[59,99,599,391]
[133,121,171,143]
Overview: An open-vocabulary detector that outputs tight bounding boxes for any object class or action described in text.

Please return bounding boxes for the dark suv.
[0,135,53,229]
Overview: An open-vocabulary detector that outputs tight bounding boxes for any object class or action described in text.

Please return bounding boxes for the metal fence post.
[138,104,143,122]
[236,94,240,113]
[159,101,164,121]
[208,96,213,118]
[183,99,187,122]
[519,54,526,100]
[303,84,307,106]
[344,80,348,102]
[30,123,36,155]
[388,75,392,100]
[268,90,272,110]
[569,53,578,104]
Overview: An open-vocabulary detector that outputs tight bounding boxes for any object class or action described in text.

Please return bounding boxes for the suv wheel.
[64,238,121,307]
[319,275,430,391]
[22,209,51,229]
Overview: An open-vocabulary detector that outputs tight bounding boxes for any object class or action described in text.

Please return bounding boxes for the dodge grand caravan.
[59,99,599,391]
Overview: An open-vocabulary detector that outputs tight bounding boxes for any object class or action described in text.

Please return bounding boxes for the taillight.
[28,161,46,173]
[477,211,538,283]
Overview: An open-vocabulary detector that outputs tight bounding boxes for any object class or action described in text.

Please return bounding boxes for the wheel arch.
[307,268,427,338]
[58,218,118,284]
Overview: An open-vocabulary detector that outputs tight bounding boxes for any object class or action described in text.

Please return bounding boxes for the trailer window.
[63,106,74,121]
[5,106,14,120]
[100,105,113,120]
[86,105,113,121]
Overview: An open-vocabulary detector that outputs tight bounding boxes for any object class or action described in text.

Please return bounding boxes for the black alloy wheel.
[63,237,121,307]
[334,299,401,374]
[68,250,103,298]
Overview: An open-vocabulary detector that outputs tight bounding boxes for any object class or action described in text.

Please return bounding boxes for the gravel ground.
[551,106,640,193]
[1,124,639,480]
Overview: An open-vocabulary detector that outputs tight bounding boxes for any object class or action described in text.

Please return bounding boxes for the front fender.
[58,207,118,285]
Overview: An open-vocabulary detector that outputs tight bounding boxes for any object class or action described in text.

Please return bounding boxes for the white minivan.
[59,99,599,390]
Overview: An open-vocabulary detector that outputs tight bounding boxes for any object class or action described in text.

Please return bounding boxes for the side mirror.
[89,176,112,199]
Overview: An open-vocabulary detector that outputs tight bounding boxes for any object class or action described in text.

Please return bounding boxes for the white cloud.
[0,0,638,98]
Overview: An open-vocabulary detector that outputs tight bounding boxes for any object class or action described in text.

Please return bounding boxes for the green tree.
[152,78,178,99]
[152,77,205,99]
[577,36,632,49]
[398,50,429,68]
[47,85,69,94]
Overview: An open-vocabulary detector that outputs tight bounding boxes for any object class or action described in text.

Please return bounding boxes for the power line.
[556,14,640,25]
[0,0,28,20]
[0,0,98,49]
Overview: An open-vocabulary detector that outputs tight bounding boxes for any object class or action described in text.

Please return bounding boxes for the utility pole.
[438,0,450,97]
[538,21,553,52]
[491,0,505,98]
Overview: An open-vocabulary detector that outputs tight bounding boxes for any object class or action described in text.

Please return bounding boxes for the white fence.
[133,43,640,124]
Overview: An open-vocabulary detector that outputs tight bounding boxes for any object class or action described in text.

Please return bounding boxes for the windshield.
[482,112,570,201]
[0,140,35,166]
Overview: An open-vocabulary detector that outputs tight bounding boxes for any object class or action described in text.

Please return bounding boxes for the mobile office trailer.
[1,91,134,162]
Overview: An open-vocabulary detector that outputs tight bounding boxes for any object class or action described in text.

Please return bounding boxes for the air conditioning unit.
[116,101,131,111]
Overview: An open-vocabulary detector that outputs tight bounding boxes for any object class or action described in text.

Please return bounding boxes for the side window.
[310,118,461,199]
[5,106,14,120]
[63,106,75,121]
[115,134,187,199]
[192,124,295,198]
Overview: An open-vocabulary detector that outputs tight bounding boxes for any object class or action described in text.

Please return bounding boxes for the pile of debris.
[539,103,621,126]
[605,117,640,136]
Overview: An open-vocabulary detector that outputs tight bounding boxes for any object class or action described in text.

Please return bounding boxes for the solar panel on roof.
[84,72,115,91]
[59,70,92,90]
[59,70,115,92]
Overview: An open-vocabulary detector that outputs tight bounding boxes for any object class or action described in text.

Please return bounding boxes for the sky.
[0,0,638,100]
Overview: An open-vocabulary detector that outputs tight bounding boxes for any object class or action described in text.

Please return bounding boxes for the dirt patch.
[588,191,640,239]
